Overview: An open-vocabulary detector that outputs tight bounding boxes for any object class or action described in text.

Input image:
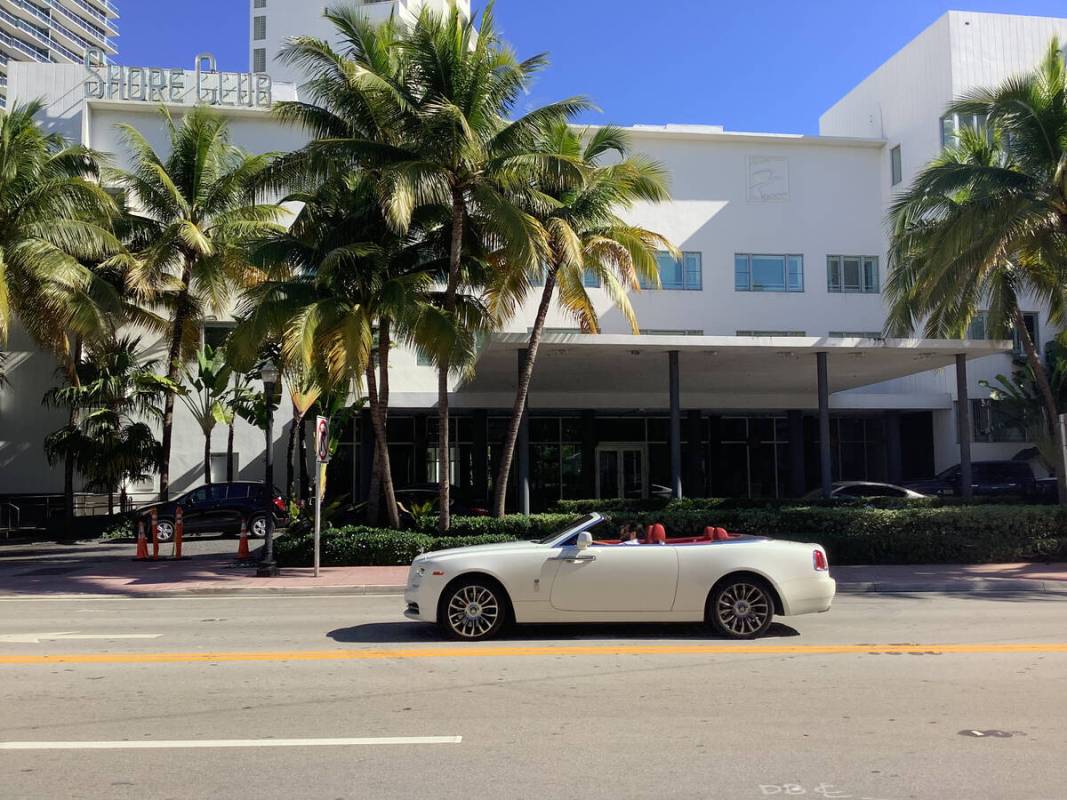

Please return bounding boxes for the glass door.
[596,445,647,499]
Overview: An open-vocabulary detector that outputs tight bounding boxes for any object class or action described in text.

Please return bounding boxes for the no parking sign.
[315,416,330,464]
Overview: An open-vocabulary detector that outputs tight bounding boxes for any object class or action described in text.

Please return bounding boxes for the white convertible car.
[404,513,835,641]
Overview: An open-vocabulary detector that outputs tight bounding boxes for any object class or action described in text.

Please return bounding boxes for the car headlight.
[415,566,427,577]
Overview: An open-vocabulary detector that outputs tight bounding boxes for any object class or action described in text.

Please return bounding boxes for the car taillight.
[813,549,828,571]
[273,497,287,512]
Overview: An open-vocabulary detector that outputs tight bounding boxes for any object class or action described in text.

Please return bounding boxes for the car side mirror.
[576,532,592,550]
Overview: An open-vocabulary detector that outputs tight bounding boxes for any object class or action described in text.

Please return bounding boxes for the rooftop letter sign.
[83,49,273,109]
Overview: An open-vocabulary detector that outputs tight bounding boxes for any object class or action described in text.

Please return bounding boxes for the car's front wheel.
[708,577,775,639]
[249,514,269,538]
[439,579,507,641]
[152,518,175,543]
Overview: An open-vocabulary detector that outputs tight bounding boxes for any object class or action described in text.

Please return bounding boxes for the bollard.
[151,508,159,561]
[237,517,250,560]
[134,519,149,561]
[174,505,184,560]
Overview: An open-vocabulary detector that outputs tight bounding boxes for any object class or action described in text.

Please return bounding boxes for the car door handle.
[563,555,596,563]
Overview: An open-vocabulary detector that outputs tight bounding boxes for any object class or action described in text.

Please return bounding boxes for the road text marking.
[1,642,1066,666]
[0,736,462,750]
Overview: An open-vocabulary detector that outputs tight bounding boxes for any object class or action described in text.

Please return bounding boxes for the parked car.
[137,482,288,542]
[404,513,836,641]
[904,460,1037,498]
[804,481,927,501]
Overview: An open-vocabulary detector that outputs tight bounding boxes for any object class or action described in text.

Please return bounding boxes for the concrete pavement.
[0,592,1065,800]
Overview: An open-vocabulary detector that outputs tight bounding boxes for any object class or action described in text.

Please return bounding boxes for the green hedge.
[274,506,1067,567]
[554,495,1034,514]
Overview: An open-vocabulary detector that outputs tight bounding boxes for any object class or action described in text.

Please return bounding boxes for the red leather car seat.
[649,523,667,544]
[702,526,717,541]
[713,527,731,541]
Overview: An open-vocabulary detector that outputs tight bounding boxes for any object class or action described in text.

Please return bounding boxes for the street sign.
[316,416,330,464]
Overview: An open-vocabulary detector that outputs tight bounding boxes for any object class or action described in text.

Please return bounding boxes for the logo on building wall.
[83,49,273,109]
[747,156,790,202]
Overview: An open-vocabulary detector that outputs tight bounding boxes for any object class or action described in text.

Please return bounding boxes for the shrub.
[419,513,577,540]
[275,526,433,567]
[429,534,518,551]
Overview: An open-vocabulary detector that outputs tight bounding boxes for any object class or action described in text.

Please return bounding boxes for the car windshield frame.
[533,514,599,545]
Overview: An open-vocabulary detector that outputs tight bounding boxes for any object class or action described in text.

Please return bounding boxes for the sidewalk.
[1,540,1066,597]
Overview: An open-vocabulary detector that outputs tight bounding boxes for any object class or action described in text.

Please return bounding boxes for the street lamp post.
[256,359,279,578]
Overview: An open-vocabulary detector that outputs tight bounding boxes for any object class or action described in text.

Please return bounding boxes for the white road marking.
[0,632,163,644]
[0,736,462,750]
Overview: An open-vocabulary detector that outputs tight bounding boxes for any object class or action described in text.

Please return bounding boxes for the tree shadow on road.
[327,620,800,644]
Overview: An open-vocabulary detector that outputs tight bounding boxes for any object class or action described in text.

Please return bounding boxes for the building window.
[967,311,1039,355]
[736,330,806,337]
[890,145,902,186]
[253,16,267,41]
[530,268,600,288]
[827,256,879,294]
[202,322,234,351]
[735,254,803,292]
[972,400,1026,443]
[940,111,989,148]
[640,251,702,291]
[829,331,883,339]
[253,48,267,73]
[254,0,266,7]
[642,329,705,336]
[416,350,434,367]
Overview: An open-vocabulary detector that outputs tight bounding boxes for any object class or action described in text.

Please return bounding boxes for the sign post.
[314,417,330,578]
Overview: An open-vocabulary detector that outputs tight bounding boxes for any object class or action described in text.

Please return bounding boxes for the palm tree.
[111,105,285,501]
[489,123,675,517]
[180,344,233,485]
[273,3,588,530]
[283,362,322,503]
[886,39,1067,505]
[45,336,171,515]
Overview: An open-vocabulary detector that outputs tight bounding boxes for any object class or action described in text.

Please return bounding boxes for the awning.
[450,333,1013,411]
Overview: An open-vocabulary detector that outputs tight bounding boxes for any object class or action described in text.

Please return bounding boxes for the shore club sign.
[83,50,273,109]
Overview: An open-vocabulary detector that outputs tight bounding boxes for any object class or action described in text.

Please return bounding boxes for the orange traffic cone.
[151,508,159,561]
[134,520,149,561]
[236,518,250,560]
[174,506,184,560]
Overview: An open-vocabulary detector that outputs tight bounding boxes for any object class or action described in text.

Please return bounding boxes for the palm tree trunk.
[226,420,235,482]
[378,320,399,529]
[365,348,400,530]
[64,335,83,523]
[298,415,310,503]
[159,266,192,502]
[368,443,382,525]
[493,270,557,517]
[203,426,212,485]
[438,194,465,532]
[1013,308,1067,505]
[287,402,299,501]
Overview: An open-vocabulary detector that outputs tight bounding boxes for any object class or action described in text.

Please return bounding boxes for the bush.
[275,526,433,567]
[274,506,1067,567]
[418,513,577,540]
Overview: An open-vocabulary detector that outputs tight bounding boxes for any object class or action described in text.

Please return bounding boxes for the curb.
[836,580,1067,594]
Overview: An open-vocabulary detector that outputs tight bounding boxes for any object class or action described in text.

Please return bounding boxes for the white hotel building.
[2,6,1066,518]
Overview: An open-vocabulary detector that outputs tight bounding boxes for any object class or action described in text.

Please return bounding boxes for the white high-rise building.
[0,0,118,107]
[249,0,469,83]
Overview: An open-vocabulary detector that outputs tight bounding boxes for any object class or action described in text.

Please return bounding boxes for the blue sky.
[118,1,1066,134]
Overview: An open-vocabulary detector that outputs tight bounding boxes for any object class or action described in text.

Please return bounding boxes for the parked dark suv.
[137,482,288,542]
[904,460,1037,498]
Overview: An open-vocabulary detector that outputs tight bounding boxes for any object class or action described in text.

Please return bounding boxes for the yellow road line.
[2,642,1067,666]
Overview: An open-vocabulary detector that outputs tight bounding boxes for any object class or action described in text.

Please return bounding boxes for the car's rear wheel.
[708,577,775,639]
[439,579,507,641]
[153,518,175,543]
[249,514,268,538]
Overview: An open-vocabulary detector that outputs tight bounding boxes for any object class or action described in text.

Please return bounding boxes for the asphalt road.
[1,592,1065,800]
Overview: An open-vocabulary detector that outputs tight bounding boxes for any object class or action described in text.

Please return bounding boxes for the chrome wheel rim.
[447,585,500,639]
[716,583,771,635]
[250,517,267,538]
[155,522,174,542]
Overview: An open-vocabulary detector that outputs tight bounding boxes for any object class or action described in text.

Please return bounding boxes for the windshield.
[533,514,592,544]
